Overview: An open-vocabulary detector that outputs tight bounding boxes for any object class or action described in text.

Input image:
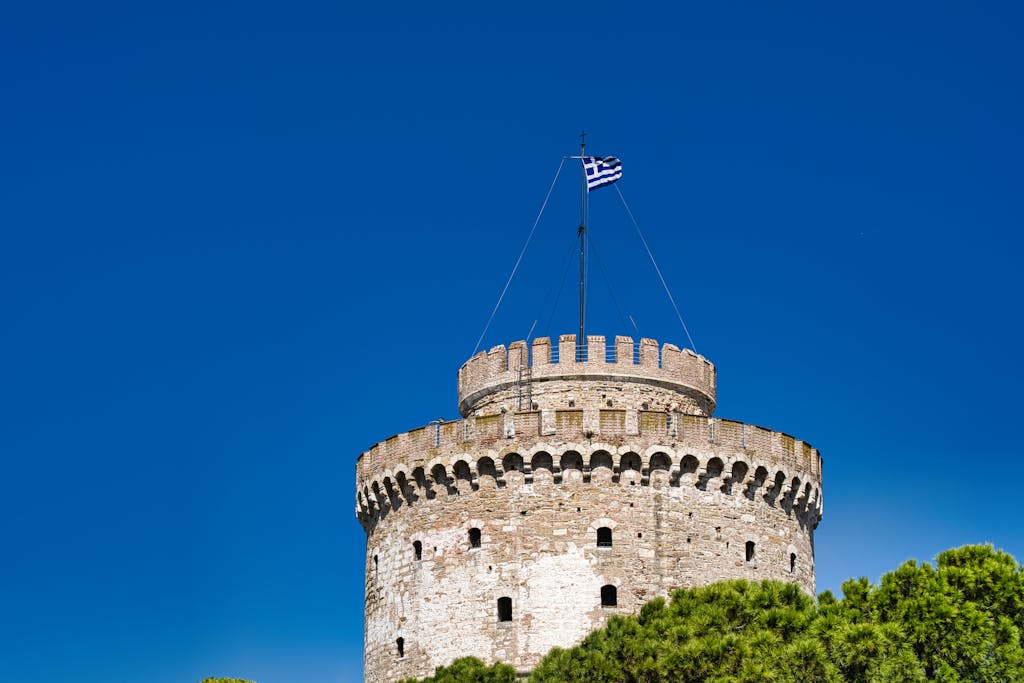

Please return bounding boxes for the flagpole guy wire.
[472,157,567,357]
[614,184,699,354]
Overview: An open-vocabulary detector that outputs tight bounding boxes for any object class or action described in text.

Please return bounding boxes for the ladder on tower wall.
[516,347,533,411]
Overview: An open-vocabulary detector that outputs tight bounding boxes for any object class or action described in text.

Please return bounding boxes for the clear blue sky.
[2,2,1022,682]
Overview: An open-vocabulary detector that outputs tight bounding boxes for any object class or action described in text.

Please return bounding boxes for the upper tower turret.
[457,333,716,418]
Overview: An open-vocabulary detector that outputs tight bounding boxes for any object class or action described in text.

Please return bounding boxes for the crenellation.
[359,334,823,683]
[457,335,716,418]
[615,335,633,364]
[487,345,507,376]
[639,337,659,368]
[531,337,551,365]
[508,340,528,372]
[660,342,682,373]
[558,334,576,363]
[470,349,487,388]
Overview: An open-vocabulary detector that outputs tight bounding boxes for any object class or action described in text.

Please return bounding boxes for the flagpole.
[578,131,586,361]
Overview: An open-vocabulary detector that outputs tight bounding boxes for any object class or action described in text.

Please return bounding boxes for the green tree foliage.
[199,679,256,683]
[405,544,1024,683]
[532,580,840,683]
[398,656,517,683]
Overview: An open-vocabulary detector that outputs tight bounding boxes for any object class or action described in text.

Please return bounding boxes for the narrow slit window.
[597,527,612,548]
[396,637,404,658]
[413,541,422,561]
[601,584,617,607]
[790,552,797,573]
[469,527,481,548]
[497,596,512,622]
[745,541,756,562]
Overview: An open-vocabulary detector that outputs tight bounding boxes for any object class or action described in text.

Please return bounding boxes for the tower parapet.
[458,334,716,418]
[355,413,823,528]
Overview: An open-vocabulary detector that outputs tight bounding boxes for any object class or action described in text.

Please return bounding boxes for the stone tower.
[355,334,823,682]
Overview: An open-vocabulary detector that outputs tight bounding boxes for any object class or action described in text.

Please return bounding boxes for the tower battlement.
[355,412,822,530]
[458,334,716,418]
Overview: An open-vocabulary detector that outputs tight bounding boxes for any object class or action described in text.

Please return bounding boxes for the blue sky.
[2,2,1022,682]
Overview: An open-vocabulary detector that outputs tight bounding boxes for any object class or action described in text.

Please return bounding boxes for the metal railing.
[547,342,643,365]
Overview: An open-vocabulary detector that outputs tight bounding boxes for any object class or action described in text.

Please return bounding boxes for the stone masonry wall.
[357,335,822,683]
[457,335,716,418]
[358,418,822,682]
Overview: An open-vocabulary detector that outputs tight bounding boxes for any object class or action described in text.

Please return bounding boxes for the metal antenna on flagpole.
[578,130,587,361]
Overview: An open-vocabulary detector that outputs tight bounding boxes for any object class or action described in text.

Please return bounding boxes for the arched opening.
[746,466,769,500]
[560,451,583,483]
[469,527,481,548]
[502,452,524,473]
[649,452,671,486]
[590,451,613,481]
[597,527,613,548]
[477,457,498,489]
[395,471,414,504]
[431,463,451,495]
[783,476,802,510]
[601,584,617,607]
[767,471,787,504]
[412,467,432,499]
[501,452,525,488]
[413,540,422,561]
[531,451,553,471]
[746,541,756,562]
[497,596,512,622]
[678,454,699,487]
[530,451,553,485]
[620,452,641,485]
[800,482,812,509]
[396,637,404,658]
[383,477,401,508]
[724,461,749,495]
[698,457,724,490]
[790,552,797,573]
[452,460,473,493]
[649,452,671,472]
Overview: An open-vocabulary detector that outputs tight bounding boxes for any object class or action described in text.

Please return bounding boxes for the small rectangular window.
[469,528,481,548]
[497,596,512,622]
[601,584,617,607]
[746,541,756,562]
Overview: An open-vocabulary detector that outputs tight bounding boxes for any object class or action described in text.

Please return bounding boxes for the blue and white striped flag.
[583,156,622,191]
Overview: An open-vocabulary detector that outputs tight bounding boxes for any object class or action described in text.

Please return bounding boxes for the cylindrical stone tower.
[355,334,823,682]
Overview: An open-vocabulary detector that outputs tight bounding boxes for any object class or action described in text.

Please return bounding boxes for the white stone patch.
[520,550,602,657]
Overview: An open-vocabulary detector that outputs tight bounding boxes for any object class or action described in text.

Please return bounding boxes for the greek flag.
[583,156,622,191]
